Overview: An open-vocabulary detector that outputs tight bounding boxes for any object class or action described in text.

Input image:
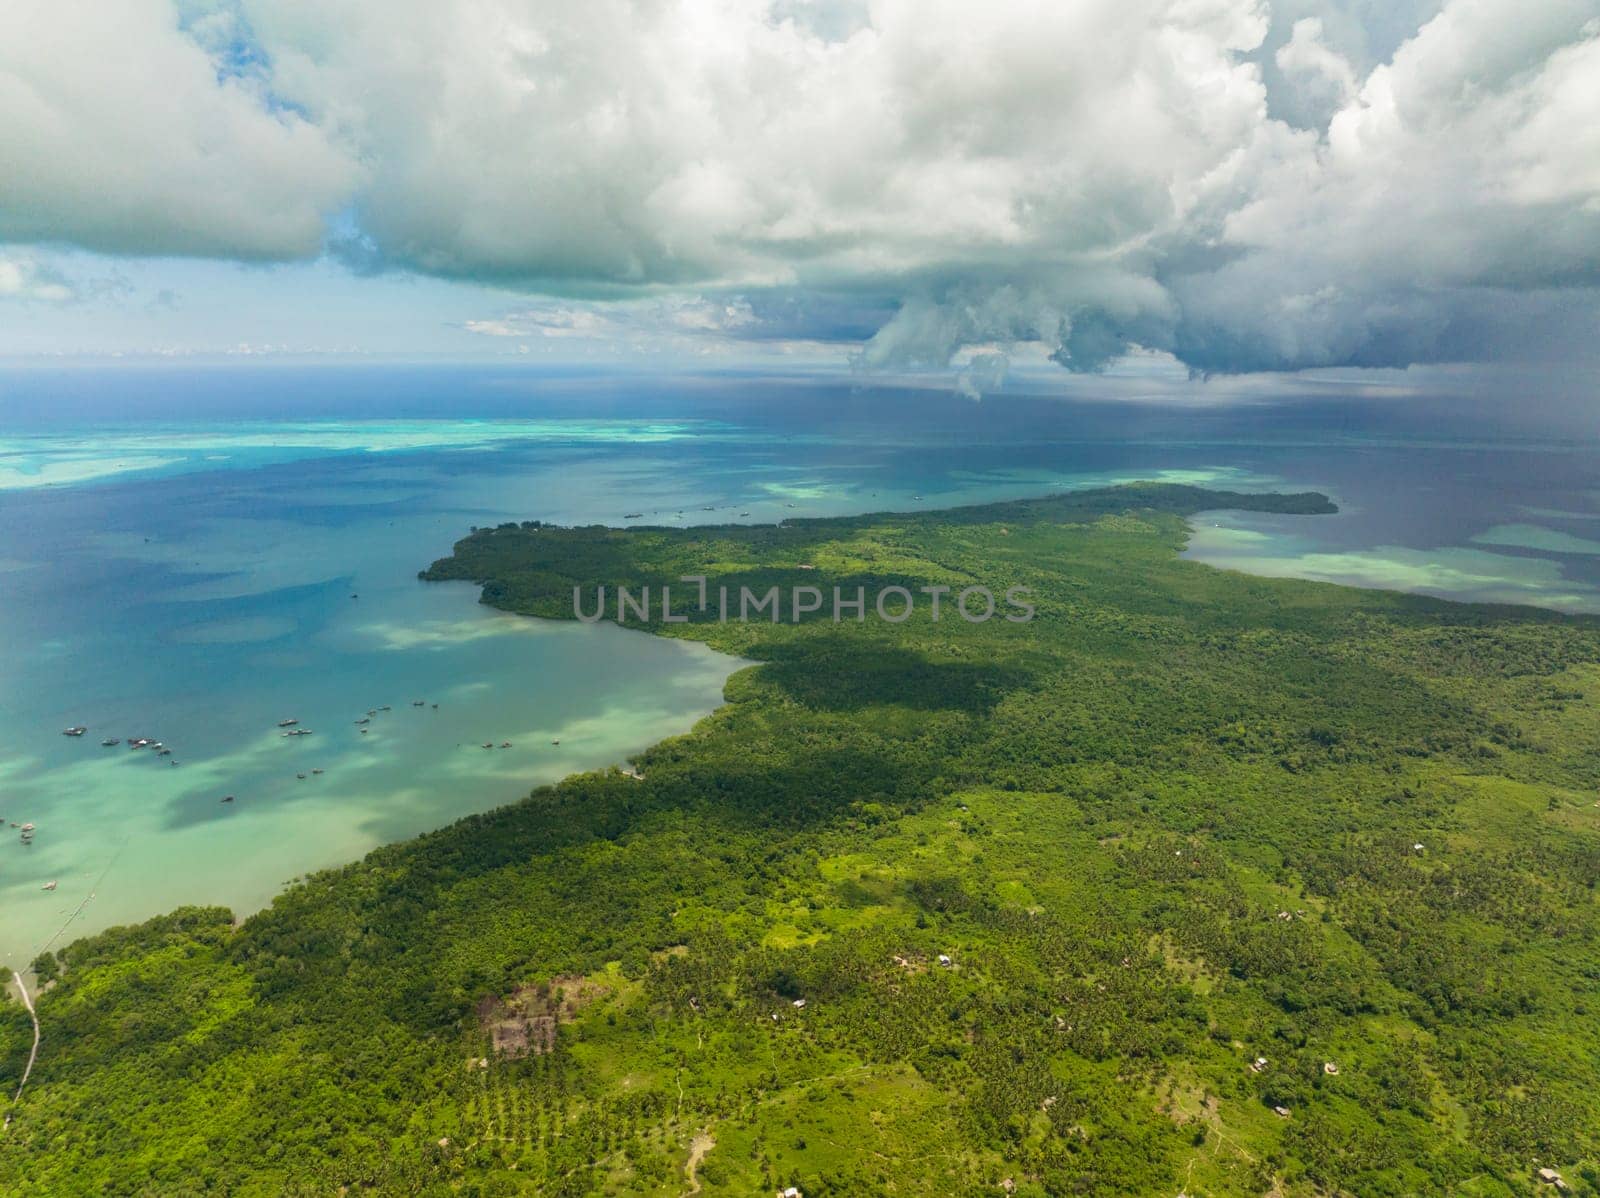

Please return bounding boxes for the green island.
[4,483,1600,1197]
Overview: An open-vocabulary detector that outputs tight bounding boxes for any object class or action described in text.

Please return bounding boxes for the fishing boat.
[101,737,121,747]
[277,718,298,727]
[61,725,87,737]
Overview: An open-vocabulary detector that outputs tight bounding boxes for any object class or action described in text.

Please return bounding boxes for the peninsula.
[4,484,1598,1197]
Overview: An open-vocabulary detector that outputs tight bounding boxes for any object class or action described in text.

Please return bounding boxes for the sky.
[1,0,1598,396]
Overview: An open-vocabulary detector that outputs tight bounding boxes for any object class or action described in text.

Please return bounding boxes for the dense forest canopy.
[4,483,1599,1196]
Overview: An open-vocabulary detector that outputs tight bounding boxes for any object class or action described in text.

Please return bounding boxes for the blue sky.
[2,0,1598,393]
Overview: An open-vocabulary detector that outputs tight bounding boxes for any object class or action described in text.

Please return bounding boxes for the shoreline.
[13,483,1596,970]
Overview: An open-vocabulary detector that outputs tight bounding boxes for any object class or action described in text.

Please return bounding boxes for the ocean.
[3,364,1598,968]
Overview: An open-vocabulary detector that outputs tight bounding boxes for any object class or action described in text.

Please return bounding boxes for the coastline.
[7,481,1600,1194]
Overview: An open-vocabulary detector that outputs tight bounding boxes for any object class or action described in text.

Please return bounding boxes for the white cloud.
[1275,18,1360,122]
[1,0,1597,374]
[464,294,780,361]
[0,254,77,302]
[0,0,356,258]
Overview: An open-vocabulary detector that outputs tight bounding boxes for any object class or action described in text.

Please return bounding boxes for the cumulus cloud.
[0,0,355,257]
[464,290,889,356]
[467,295,754,340]
[0,252,135,305]
[0,255,78,303]
[1,0,1598,374]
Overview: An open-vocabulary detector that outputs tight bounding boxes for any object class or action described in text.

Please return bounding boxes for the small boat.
[41,880,56,891]
[61,726,87,737]
[296,773,307,780]
[101,738,121,747]
[355,718,370,725]
[624,513,643,519]
[500,742,512,749]
[277,719,299,728]
[360,728,368,734]
[282,728,313,737]
[220,795,235,803]
[20,823,35,832]
[738,512,750,517]
[380,705,391,712]
[482,742,493,749]
[431,704,438,709]
[157,748,172,757]
[412,700,425,707]
[311,768,324,775]
[366,710,377,717]
[551,739,560,746]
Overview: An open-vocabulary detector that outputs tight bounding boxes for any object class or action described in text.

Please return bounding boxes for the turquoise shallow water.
[4,377,1599,969]
[0,424,765,968]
